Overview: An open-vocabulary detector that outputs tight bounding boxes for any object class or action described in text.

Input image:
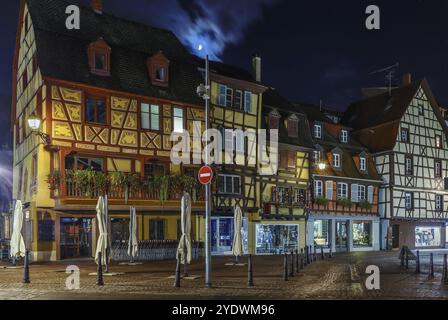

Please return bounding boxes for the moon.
[198,44,203,51]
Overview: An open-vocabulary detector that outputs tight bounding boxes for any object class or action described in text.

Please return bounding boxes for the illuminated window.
[415,226,441,247]
[141,103,159,131]
[314,220,330,247]
[353,221,372,247]
[173,107,184,133]
[436,135,443,149]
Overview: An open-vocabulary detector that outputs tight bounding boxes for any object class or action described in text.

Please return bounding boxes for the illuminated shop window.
[415,226,441,247]
[255,224,298,254]
[352,221,372,247]
[313,220,330,247]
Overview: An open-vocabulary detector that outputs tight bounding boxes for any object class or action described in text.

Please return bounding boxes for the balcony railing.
[57,170,205,202]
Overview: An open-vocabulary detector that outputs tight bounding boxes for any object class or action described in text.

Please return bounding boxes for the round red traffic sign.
[198,166,213,185]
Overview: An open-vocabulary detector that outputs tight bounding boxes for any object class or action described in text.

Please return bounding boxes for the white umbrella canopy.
[177,192,192,264]
[127,207,138,259]
[95,196,110,265]
[10,200,26,258]
[232,205,243,258]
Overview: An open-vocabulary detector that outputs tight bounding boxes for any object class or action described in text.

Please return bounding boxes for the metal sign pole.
[204,55,212,288]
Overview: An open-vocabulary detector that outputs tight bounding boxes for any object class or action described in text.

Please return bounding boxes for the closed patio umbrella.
[232,205,243,263]
[95,196,110,267]
[127,206,138,262]
[177,192,192,276]
[10,200,25,261]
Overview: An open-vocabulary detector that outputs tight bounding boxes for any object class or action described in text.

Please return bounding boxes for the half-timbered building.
[257,89,314,254]
[302,104,382,252]
[343,75,448,249]
[207,57,267,255]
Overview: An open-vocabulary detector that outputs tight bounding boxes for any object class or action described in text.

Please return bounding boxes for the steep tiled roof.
[341,79,448,153]
[262,88,315,149]
[26,0,257,105]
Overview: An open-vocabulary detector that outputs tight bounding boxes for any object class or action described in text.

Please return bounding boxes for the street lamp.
[197,55,212,288]
[27,112,51,145]
[318,162,327,170]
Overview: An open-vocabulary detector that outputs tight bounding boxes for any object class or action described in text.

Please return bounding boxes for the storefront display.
[415,226,441,247]
[256,224,298,254]
[211,217,248,255]
[313,220,330,247]
[352,221,372,247]
[60,218,92,259]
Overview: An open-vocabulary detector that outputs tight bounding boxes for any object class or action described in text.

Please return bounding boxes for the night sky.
[2,0,448,149]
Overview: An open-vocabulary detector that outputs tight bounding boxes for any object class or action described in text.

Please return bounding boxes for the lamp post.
[27,112,51,145]
[197,55,212,288]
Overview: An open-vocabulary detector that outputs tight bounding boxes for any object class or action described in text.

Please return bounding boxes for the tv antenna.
[369,62,399,95]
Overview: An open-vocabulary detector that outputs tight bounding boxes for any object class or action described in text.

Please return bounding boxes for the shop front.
[60,217,93,259]
[255,222,302,255]
[308,215,380,253]
[211,217,248,255]
[390,219,446,249]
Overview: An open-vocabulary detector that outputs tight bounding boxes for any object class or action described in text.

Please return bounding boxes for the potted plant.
[359,200,373,210]
[179,175,198,202]
[109,172,140,204]
[153,175,170,205]
[314,196,329,206]
[46,170,61,191]
[72,169,96,197]
[337,198,353,208]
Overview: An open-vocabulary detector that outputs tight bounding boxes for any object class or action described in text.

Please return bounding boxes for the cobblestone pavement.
[0,250,448,300]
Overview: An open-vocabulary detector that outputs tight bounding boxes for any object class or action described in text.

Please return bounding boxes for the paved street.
[0,251,447,300]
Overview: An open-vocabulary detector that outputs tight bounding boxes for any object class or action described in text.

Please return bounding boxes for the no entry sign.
[198,166,213,185]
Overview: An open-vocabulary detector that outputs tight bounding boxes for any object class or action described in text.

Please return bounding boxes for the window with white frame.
[234,90,243,109]
[401,128,409,142]
[244,91,252,113]
[217,174,241,195]
[358,185,366,202]
[226,87,233,108]
[360,157,367,171]
[314,180,323,197]
[340,130,348,143]
[405,192,414,210]
[325,181,333,200]
[314,124,322,139]
[333,153,341,168]
[337,182,348,200]
[367,186,374,203]
[141,103,160,131]
[218,84,227,106]
[436,195,443,211]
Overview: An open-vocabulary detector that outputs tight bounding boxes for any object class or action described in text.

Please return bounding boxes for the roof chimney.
[402,73,412,86]
[252,54,261,82]
[91,0,103,14]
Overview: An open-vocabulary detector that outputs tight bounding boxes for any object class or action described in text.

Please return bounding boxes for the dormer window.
[87,38,111,76]
[360,157,367,171]
[333,153,341,168]
[287,116,299,138]
[268,111,280,130]
[313,150,321,163]
[340,129,348,143]
[314,124,322,139]
[147,51,170,87]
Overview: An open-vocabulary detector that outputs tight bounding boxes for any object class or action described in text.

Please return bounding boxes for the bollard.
[442,254,448,285]
[303,247,308,266]
[248,255,254,287]
[97,252,104,286]
[173,254,181,288]
[400,247,405,267]
[283,253,288,281]
[405,250,409,269]
[300,248,305,270]
[22,249,30,284]
[321,246,324,260]
[428,253,434,279]
[289,251,294,277]
[313,246,317,261]
[329,246,333,259]
[307,246,311,264]
[295,249,299,273]
[415,250,420,274]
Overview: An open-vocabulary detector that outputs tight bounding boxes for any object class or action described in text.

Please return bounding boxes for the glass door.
[335,221,348,252]
[211,217,234,255]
